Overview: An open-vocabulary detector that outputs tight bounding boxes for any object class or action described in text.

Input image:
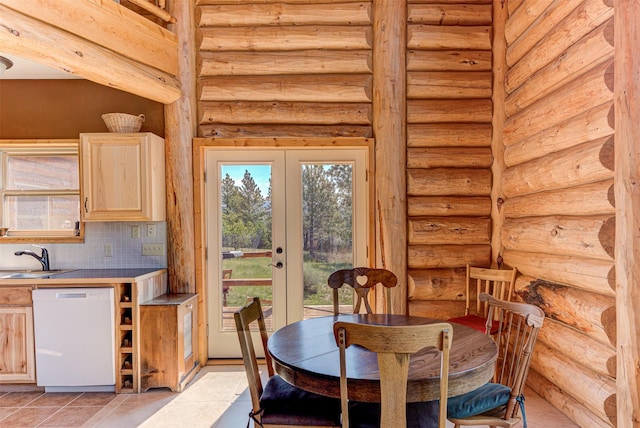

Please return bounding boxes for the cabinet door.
[80,133,165,221]
[178,297,197,375]
[0,307,35,383]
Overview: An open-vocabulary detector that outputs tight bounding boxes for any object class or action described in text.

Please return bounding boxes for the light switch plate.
[131,226,140,239]
[142,243,164,256]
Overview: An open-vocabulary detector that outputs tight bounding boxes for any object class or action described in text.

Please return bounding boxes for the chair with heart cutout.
[327,267,398,315]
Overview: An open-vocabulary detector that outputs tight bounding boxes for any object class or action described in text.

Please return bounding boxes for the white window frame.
[0,143,81,240]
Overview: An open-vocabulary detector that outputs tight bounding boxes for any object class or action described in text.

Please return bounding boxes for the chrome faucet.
[15,245,50,271]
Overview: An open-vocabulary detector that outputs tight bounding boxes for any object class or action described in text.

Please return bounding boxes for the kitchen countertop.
[0,268,166,286]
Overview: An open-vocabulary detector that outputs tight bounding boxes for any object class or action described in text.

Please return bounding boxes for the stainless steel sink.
[0,269,74,279]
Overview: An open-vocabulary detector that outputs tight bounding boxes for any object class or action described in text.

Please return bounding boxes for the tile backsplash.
[0,222,167,270]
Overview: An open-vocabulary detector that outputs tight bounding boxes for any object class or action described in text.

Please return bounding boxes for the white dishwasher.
[32,288,116,392]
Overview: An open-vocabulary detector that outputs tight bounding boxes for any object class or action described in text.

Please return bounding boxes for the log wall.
[500,1,615,426]
[195,0,373,138]
[406,0,494,318]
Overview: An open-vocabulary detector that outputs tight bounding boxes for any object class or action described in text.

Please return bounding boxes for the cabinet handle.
[84,197,89,213]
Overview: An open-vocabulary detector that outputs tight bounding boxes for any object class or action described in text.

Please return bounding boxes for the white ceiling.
[0,53,80,80]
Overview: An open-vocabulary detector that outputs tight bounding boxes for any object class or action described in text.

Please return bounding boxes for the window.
[0,144,80,239]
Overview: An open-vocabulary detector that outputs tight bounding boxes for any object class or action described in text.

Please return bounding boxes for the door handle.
[271,262,284,269]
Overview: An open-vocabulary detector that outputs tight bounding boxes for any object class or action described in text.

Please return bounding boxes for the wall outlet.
[142,243,164,256]
[131,226,140,239]
[104,243,113,257]
[147,224,156,238]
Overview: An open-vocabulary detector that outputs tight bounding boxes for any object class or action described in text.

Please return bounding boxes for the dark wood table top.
[268,314,498,402]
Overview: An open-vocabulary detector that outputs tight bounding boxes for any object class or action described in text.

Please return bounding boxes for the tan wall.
[500,1,615,426]
[0,79,164,139]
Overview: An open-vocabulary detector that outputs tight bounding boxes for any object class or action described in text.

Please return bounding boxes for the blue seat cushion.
[260,375,341,415]
[447,383,512,419]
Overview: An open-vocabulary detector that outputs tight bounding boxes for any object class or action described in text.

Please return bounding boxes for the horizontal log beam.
[503,137,614,197]
[407,123,492,147]
[198,2,371,26]
[199,75,371,102]
[408,99,492,123]
[408,244,490,269]
[504,0,554,46]
[198,124,372,138]
[199,101,371,125]
[408,25,491,50]
[408,168,492,196]
[199,50,371,76]
[530,341,616,425]
[527,370,613,428]
[503,249,614,296]
[408,267,467,301]
[408,4,491,25]
[408,196,492,217]
[504,102,613,166]
[407,50,491,72]
[408,147,492,169]
[516,275,615,346]
[0,4,180,104]
[408,71,492,99]
[503,180,615,218]
[199,26,371,51]
[503,215,615,261]
[408,217,490,245]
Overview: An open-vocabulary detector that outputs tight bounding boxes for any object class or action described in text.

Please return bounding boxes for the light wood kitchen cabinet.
[80,132,166,221]
[0,287,35,383]
[140,293,199,392]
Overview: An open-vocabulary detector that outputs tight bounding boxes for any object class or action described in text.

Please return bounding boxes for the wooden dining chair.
[234,297,341,427]
[447,293,545,428]
[327,267,398,315]
[334,321,453,428]
[448,265,518,333]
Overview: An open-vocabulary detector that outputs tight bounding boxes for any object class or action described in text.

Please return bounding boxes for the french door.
[205,148,368,358]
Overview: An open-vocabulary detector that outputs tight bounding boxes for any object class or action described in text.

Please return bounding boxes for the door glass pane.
[301,163,355,318]
[220,164,273,331]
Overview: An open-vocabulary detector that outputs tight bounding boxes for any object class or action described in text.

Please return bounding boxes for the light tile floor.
[0,364,579,427]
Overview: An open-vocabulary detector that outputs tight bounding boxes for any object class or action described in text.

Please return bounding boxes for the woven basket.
[102,113,145,133]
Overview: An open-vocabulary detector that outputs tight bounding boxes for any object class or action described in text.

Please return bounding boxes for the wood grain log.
[504,0,554,46]
[407,4,491,25]
[526,370,614,428]
[407,50,491,72]
[408,99,492,123]
[503,137,614,197]
[538,318,616,378]
[199,101,371,124]
[408,217,490,245]
[407,123,491,147]
[2,0,178,75]
[529,341,616,426]
[408,244,490,269]
[503,249,615,297]
[408,267,467,301]
[408,299,465,320]
[408,25,491,50]
[196,0,369,3]
[503,215,615,261]
[507,0,613,83]
[407,147,491,168]
[506,19,614,114]
[199,50,371,76]
[504,102,614,166]
[199,25,371,51]
[407,168,491,196]
[516,275,615,347]
[503,180,615,218]
[199,75,371,103]
[503,60,614,145]
[408,71,491,99]
[198,2,371,26]
[408,196,491,217]
[0,4,181,104]
[198,124,372,138]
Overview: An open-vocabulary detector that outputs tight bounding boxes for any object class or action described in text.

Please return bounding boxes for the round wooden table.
[268,314,498,403]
